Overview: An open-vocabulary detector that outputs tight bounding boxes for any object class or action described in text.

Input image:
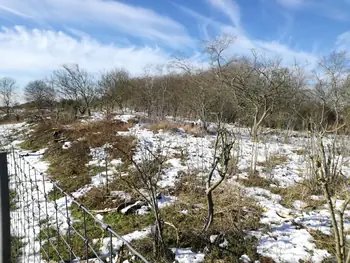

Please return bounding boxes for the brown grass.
[133,184,264,262]
[77,187,125,210]
[0,119,23,125]
[257,154,288,170]
[270,183,326,209]
[20,118,137,194]
[309,229,335,260]
[238,174,277,189]
[146,173,265,262]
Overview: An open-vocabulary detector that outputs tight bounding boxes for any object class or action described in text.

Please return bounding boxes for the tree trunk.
[323,181,343,263]
[250,124,258,174]
[203,190,214,231]
[151,193,171,262]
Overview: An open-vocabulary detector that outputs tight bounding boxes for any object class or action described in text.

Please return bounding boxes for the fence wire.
[7,148,150,263]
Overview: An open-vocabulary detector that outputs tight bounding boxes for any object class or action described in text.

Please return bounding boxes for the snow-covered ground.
[3,113,350,263]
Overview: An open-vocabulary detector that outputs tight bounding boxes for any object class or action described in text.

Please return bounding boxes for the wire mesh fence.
[6,148,150,263]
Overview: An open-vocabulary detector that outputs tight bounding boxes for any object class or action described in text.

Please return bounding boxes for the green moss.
[10,189,17,210]
[11,236,25,263]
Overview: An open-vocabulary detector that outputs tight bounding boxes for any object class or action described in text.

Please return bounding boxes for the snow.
[114,114,135,123]
[62,141,72,149]
[87,120,350,262]
[88,146,123,187]
[171,248,205,263]
[7,148,62,263]
[293,200,308,210]
[4,114,350,263]
[133,194,177,215]
[256,225,329,263]
[111,191,132,201]
[0,122,26,149]
[240,254,251,263]
[99,227,151,255]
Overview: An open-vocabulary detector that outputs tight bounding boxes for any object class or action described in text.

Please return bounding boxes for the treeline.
[1,35,350,133]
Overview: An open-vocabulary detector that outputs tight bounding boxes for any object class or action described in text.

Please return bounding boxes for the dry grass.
[20,118,137,194]
[269,182,326,209]
[147,120,203,136]
[77,187,124,210]
[0,119,23,125]
[19,122,56,151]
[46,140,91,193]
[238,174,277,189]
[294,149,306,156]
[140,173,265,262]
[309,230,335,261]
[64,119,133,146]
[257,154,289,173]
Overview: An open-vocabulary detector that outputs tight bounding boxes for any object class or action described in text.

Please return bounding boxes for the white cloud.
[176,2,318,69]
[0,26,171,86]
[218,25,318,68]
[206,0,241,28]
[0,0,193,48]
[0,4,33,18]
[336,31,350,51]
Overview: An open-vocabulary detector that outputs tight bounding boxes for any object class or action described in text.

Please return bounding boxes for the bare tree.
[52,64,96,117]
[308,131,350,263]
[305,52,350,263]
[98,68,131,114]
[0,77,17,114]
[203,124,235,231]
[25,80,56,113]
[310,51,350,132]
[190,35,298,172]
[174,58,226,131]
[116,143,173,262]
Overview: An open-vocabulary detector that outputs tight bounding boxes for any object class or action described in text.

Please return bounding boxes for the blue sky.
[0,0,350,88]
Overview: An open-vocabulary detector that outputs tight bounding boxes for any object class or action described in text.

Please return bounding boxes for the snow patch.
[171,248,205,263]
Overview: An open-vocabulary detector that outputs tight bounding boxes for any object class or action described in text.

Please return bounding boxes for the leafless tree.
[116,143,173,262]
[305,51,350,263]
[310,51,350,132]
[0,77,17,114]
[98,68,131,114]
[174,46,229,131]
[203,124,235,231]
[308,131,350,263]
[51,64,96,117]
[25,80,56,112]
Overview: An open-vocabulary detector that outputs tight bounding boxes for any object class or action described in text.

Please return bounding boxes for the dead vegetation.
[132,174,264,262]
[19,118,136,194]
[238,174,277,189]
[257,154,289,174]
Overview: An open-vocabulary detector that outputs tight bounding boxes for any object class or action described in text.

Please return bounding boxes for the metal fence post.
[0,152,10,263]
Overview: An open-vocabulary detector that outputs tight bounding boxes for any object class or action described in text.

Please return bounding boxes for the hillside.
[2,112,349,263]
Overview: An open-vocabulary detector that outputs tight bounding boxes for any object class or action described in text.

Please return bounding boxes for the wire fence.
[6,148,150,263]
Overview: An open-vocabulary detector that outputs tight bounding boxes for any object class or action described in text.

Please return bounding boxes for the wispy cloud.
[177,0,318,68]
[336,31,350,51]
[206,0,241,28]
[0,26,171,86]
[275,0,350,21]
[0,4,33,19]
[0,0,194,48]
